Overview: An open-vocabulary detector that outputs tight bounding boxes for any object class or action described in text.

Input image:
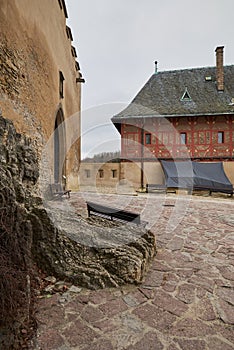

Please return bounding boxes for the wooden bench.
[146,184,167,193]
[193,186,233,196]
[50,183,71,199]
[86,201,147,226]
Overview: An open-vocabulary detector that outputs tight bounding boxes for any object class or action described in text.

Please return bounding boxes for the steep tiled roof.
[112,66,234,122]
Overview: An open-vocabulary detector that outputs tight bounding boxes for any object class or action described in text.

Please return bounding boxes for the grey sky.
[66,0,234,157]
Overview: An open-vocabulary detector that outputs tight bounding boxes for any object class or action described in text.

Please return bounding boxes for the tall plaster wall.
[0,0,82,189]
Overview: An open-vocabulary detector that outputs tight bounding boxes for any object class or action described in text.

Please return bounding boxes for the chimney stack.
[215,46,224,91]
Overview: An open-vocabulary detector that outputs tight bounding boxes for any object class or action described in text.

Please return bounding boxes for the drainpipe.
[140,119,145,191]
[154,61,158,74]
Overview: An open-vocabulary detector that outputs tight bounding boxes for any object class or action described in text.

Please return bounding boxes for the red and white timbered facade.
[121,115,234,161]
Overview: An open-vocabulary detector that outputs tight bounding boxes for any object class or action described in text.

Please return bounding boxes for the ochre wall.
[79,161,165,192]
[223,162,234,185]
[0,0,82,189]
[79,160,234,193]
[79,162,121,193]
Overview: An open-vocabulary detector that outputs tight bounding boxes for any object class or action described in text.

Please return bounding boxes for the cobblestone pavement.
[33,192,234,350]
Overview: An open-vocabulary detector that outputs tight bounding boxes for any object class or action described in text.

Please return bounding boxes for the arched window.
[54,108,66,183]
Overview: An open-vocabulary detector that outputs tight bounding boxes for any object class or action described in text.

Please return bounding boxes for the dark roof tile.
[112,66,234,122]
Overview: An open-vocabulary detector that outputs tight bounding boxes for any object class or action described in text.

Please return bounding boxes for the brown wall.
[0,0,82,189]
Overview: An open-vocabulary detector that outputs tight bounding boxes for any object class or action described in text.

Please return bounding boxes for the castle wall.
[0,0,82,189]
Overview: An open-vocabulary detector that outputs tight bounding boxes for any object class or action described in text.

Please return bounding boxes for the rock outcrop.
[0,112,156,348]
[0,113,39,349]
[30,202,156,289]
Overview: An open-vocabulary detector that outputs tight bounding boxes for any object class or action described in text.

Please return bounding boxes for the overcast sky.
[66,0,234,158]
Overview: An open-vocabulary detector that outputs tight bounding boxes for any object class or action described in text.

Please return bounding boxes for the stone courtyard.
[32,192,234,350]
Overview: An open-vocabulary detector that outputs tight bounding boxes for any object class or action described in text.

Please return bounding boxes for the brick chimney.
[215,46,224,91]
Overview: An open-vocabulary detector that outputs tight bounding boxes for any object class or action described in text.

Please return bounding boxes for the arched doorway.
[54,108,66,184]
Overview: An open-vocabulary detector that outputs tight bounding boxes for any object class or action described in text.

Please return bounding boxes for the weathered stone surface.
[167,236,184,251]
[36,329,65,350]
[82,339,114,350]
[99,298,128,317]
[176,283,196,304]
[170,318,216,337]
[126,331,164,350]
[30,201,156,289]
[33,193,234,350]
[196,298,217,321]
[0,114,39,349]
[205,336,234,350]
[217,257,234,273]
[216,286,234,305]
[61,320,98,347]
[215,298,234,324]
[175,338,206,350]
[153,289,188,316]
[133,303,177,331]
[0,114,156,349]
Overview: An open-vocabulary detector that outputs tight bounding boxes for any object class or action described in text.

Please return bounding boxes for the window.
[180,88,192,101]
[112,169,117,178]
[85,169,91,178]
[218,131,224,143]
[58,0,63,9]
[71,46,77,58]
[75,61,80,71]
[57,0,68,18]
[145,133,152,145]
[180,132,187,144]
[59,71,65,99]
[99,169,104,178]
[66,26,73,41]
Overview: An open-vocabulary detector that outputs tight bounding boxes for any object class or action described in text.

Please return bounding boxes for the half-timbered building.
[111,46,234,188]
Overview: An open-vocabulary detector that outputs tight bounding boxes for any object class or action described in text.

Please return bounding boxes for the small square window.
[85,169,90,178]
[180,132,187,144]
[99,169,104,178]
[218,131,224,143]
[112,169,117,178]
[145,133,151,145]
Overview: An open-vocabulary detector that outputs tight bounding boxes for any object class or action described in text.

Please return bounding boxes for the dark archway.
[54,108,66,184]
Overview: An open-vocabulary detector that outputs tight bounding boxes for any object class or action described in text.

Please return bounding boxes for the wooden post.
[140,120,144,190]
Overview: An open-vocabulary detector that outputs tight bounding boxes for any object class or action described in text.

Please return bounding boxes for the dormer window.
[180,87,192,101]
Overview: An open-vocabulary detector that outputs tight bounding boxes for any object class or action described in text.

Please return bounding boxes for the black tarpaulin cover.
[161,160,233,194]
